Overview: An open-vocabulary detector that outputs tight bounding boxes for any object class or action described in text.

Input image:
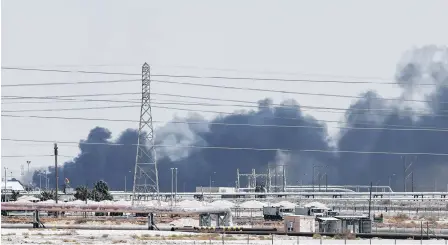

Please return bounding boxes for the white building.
[195,187,236,193]
[1,179,26,193]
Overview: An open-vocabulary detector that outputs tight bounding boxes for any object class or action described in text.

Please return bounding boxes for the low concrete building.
[283,215,316,232]
[335,215,372,233]
[195,187,236,193]
[317,217,341,233]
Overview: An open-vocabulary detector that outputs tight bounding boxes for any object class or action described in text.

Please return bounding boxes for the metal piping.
[0,202,232,215]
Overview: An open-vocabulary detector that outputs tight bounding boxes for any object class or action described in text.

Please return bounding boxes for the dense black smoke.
[32,99,334,191]
[337,45,448,191]
[32,45,448,192]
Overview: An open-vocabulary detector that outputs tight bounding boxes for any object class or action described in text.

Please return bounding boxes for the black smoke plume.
[337,45,448,191]
[32,99,334,192]
[32,45,448,192]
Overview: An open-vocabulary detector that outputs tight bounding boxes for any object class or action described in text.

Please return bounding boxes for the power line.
[3,113,448,132]
[1,73,444,104]
[2,76,400,101]
[2,138,448,156]
[2,92,447,114]
[1,105,138,113]
[151,73,437,86]
[4,96,448,129]
[3,106,438,131]
[0,63,393,81]
[2,66,438,86]
[1,67,139,76]
[3,97,448,119]
[2,92,138,100]
[1,79,140,87]
[1,155,73,158]
[151,79,441,103]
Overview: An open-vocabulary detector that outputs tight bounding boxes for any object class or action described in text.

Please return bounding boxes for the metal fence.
[152,234,448,244]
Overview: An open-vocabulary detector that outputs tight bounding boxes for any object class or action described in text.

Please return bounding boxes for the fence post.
[271,234,274,245]
[247,234,249,244]
[222,233,224,245]
[297,236,299,245]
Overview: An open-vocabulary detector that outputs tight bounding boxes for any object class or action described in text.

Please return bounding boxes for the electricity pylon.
[132,63,160,206]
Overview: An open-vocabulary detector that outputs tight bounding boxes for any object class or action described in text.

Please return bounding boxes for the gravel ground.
[2,228,448,244]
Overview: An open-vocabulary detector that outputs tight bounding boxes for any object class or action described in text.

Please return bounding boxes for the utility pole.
[27,161,31,174]
[54,143,58,206]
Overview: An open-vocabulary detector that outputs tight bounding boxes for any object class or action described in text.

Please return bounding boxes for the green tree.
[39,190,55,201]
[89,180,113,202]
[74,185,89,201]
[11,191,20,201]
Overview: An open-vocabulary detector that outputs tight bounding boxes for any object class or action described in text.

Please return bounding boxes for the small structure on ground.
[283,215,316,232]
[316,217,341,233]
[334,215,372,233]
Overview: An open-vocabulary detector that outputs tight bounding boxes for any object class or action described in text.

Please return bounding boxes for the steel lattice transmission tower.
[132,63,160,205]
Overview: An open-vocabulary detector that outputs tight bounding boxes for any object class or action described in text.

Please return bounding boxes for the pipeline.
[0,202,232,215]
[1,223,170,231]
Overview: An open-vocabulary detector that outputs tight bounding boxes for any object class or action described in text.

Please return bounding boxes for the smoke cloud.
[32,45,448,192]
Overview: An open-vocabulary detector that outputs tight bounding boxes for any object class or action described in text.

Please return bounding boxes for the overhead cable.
[2,138,448,156]
[2,98,448,118]
[3,114,448,132]
[2,66,439,86]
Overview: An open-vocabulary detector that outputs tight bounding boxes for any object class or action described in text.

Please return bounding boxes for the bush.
[110,212,123,216]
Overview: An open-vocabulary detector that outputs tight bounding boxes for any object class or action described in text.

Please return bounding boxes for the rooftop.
[1,179,26,192]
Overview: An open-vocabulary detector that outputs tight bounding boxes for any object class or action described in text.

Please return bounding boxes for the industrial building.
[195,187,236,193]
[1,179,26,192]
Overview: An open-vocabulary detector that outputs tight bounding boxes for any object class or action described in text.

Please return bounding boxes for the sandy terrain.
[2,228,448,244]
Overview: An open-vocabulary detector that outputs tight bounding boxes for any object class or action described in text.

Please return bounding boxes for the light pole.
[170,168,174,206]
[3,167,7,202]
[124,171,131,192]
[375,180,381,192]
[209,172,216,194]
[38,171,43,190]
[389,173,396,192]
[174,168,178,204]
[27,161,31,174]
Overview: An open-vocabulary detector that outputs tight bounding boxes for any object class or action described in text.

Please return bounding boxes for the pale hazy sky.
[1,0,448,179]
